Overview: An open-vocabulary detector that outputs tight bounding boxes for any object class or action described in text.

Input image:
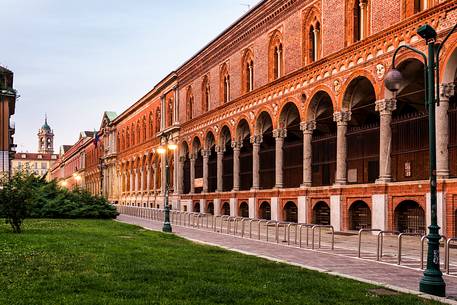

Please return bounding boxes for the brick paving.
[117,214,457,303]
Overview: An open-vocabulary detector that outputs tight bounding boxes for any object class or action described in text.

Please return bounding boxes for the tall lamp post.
[157,141,177,233]
[385,23,457,297]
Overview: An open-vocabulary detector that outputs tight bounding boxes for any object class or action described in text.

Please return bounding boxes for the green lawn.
[0,220,441,305]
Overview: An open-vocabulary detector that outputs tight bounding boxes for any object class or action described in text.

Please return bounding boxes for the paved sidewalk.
[117,214,457,303]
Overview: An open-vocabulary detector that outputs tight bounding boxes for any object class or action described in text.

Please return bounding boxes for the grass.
[0,219,442,305]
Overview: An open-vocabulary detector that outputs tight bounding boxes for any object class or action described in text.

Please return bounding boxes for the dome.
[40,116,51,132]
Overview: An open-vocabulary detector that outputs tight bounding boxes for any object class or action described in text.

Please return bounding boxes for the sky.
[1,0,261,153]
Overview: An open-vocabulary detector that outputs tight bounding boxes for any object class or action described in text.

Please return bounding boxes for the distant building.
[11,117,58,180]
[0,66,17,179]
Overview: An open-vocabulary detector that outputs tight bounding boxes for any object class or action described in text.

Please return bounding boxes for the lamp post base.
[419,277,446,297]
[162,222,172,233]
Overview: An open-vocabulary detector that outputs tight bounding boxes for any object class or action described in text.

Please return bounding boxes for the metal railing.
[298,224,315,248]
[397,232,424,265]
[445,237,457,274]
[421,235,447,270]
[311,225,334,250]
[376,231,399,261]
[358,229,381,258]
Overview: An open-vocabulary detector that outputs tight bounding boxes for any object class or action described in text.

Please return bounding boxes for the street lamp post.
[385,23,457,297]
[157,142,177,233]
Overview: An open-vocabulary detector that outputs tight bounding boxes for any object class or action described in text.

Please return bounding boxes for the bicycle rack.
[241,218,250,237]
[397,232,424,265]
[256,220,268,240]
[298,224,315,248]
[287,223,298,245]
[311,225,334,250]
[446,238,457,274]
[220,215,230,233]
[266,220,278,242]
[358,229,381,258]
[376,231,400,261]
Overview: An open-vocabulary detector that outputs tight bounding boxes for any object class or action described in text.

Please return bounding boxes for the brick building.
[0,66,17,179]
[52,0,457,236]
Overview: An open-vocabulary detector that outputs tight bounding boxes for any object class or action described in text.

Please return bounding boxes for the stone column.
[202,149,211,193]
[189,154,196,194]
[140,168,144,192]
[436,83,455,178]
[333,111,351,185]
[375,99,396,182]
[177,155,185,194]
[135,169,139,192]
[146,167,151,193]
[216,145,224,192]
[129,170,134,193]
[251,135,263,190]
[300,121,316,187]
[232,141,242,191]
[152,162,157,194]
[273,128,287,188]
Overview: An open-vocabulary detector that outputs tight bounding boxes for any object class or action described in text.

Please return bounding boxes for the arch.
[278,101,301,129]
[283,201,298,223]
[308,90,337,186]
[259,201,271,220]
[193,201,201,213]
[392,58,428,182]
[441,42,457,84]
[305,86,337,120]
[340,71,379,110]
[239,201,249,218]
[191,136,203,154]
[242,48,255,93]
[268,30,284,81]
[220,63,230,103]
[394,200,425,234]
[349,200,371,230]
[219,125,233,191]
[235,118,252,142]
[221,201,230,216]
[342,74,379,184]
[204,130,216,150]
[202,75,210,112]
[207,201,214,215]
[312,201,330,225]
[255,111,274,135]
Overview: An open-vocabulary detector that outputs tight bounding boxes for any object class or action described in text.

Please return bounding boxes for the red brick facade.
[51,0,457,236]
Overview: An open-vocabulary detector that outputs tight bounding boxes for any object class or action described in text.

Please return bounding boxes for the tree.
[0,173,37,233]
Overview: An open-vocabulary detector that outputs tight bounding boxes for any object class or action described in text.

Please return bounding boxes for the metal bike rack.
[241,218,250,238]
[266,220,278,242]
[376,231,399,261]
[397,232,424,265]
[358,229,381,258]
[257,220,268,240]
[287,223,298,245]
[446,238,457,274]
[219,215,230,233]
[311,225,334,250]
[298,224,315,248]
[421,235,447,270]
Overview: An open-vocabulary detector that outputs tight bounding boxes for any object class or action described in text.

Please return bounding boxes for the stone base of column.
[375,176,392,184]
[436,171,450,179]
[229,198,237,217]
[232,187,240,192]
[333,180,347,186]
[274,185,283,189]
[250,186,260,191]
[330,195,341,231]
[271,197,280,221]
[300,183,311,189]
[298,196,308,223]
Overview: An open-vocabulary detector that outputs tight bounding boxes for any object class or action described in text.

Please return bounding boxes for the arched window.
[269,32,283,81]
[202,76,210,112]
[167,99,173,127]
[137,120,141,144]
[308,22,321,62]
[142,117,146,142]
[126,127,130,149]
[353,0,368,42]
[155,107,161,133]
[148,112,153,138]
[220,63,230,103]
[131,123,135,146]
[403,0,433,18]
[186,87,193,121]
[242,49,254,93]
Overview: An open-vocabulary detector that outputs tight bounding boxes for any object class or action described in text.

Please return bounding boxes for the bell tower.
[38,115,54,154]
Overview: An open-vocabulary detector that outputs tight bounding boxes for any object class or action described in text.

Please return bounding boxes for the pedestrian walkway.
[117,214,457,304]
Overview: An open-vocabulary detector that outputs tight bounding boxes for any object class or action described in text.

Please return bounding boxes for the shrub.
[0,173,118,233]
